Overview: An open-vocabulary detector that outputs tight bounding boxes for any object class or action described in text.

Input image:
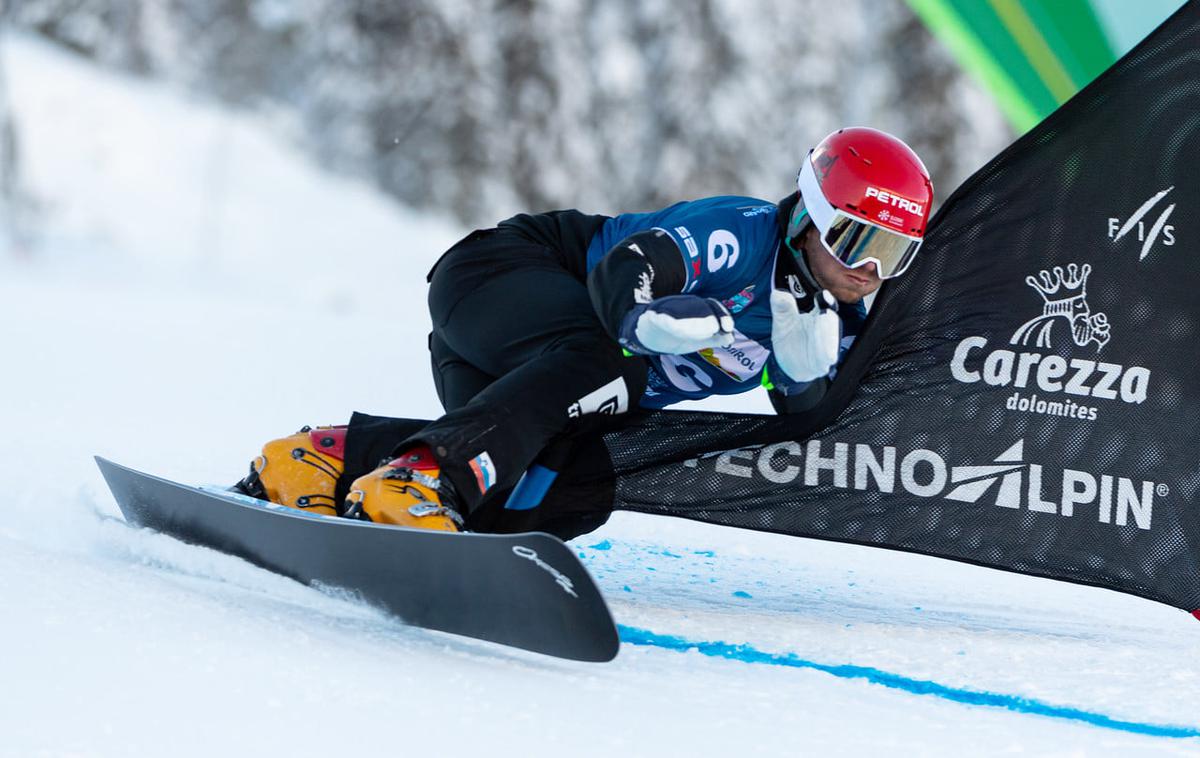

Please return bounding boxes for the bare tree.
[7,0,1012,226]
[0,10,29,256]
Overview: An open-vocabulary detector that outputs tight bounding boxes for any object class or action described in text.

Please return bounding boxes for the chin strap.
[776,194,822,296]
[778,245,823,314]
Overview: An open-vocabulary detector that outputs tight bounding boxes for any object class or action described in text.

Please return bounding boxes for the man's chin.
[832,285,877,304]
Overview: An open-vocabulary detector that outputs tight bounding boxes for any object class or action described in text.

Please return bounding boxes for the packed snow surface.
[2,36,1198,757]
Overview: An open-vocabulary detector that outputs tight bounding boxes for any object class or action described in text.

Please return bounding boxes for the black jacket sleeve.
[586,229,687,340]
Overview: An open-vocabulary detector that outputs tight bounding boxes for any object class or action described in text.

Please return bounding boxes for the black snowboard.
[95,457,619,662]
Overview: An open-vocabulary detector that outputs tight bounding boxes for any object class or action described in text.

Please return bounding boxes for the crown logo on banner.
[1026,263,1090,303]
[1011,264,1110,350]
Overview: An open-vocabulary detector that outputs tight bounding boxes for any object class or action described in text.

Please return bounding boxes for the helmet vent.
[847,146,873,165]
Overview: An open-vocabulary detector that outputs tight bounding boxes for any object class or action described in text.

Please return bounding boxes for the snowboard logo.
[1011,263,1110,351]
[513,546,578,598]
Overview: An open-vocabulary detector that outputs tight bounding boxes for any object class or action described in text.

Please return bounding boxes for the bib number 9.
[706,230,740,272]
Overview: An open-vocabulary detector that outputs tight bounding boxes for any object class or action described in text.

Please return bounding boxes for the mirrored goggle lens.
[823,213,922,279]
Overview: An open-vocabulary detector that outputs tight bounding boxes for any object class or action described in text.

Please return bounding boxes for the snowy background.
[1,19,1199,758]
[1,0,1013,229]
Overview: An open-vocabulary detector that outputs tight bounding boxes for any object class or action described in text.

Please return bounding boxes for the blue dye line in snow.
[617,626,1200,740]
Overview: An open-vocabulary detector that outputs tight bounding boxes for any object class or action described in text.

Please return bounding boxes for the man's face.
[802,224,882,303]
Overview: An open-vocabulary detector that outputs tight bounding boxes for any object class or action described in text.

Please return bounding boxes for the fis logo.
[1107,186,1176,260]
[697,438,1161,531]
[865,186,924,215]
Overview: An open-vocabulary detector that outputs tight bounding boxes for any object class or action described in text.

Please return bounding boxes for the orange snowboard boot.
[342,445,463,531]
[235,425,346,516]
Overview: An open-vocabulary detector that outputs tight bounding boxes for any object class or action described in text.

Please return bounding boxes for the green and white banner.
[909,0,1189,131]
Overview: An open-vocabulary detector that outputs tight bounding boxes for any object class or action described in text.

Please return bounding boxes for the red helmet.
[792,127,933,279]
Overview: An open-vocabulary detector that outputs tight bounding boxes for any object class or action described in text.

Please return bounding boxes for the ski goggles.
[795,156,924,279]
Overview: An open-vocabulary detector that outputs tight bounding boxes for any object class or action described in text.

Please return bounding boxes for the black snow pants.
[404,227,648,519]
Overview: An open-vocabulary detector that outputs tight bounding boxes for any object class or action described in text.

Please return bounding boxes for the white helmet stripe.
[797,151,836,236]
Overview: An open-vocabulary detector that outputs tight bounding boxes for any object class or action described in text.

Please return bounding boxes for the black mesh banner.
[599,3,1200,615]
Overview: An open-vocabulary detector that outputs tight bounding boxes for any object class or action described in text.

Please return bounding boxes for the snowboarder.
[236,127,933,534]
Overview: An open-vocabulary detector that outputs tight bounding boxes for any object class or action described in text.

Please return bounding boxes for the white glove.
[770,289,840,382]
[632,295,735,355]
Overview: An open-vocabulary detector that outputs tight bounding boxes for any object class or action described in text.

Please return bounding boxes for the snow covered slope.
[1,36,1197,757]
